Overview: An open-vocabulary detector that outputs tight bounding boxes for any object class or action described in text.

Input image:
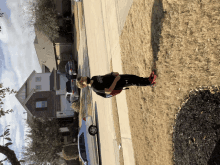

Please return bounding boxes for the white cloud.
[0,0,41,78]
[0,14,10,43]
[0,0,41,163]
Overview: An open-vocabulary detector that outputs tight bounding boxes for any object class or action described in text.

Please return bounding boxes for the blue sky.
[0,0,41,164]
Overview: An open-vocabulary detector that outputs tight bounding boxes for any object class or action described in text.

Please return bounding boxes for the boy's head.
[76,76,89,88]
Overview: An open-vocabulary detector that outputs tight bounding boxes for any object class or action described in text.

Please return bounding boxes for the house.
[34,0,74,74]
[53,0,73,69]
[30,0,77,144]
[16,69,77,144]
[15,69,76,119]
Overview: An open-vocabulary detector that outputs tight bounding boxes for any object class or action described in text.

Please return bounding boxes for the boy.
[76,72,157,98]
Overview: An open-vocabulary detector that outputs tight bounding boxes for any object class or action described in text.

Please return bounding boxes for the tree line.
[26,0,60,41]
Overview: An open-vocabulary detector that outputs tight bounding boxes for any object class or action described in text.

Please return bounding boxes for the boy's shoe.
[149,71,157,84]
[150,81,156,87]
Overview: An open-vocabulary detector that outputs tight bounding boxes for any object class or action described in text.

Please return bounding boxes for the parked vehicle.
[78,116,99,165]
[65,79,80,103]
[65,60,77,80]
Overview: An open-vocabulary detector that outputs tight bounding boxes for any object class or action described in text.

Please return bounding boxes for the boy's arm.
[104,75,120,94]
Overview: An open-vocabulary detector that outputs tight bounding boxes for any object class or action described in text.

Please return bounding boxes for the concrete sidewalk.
[99,0,136,165]
[80,0,135,164]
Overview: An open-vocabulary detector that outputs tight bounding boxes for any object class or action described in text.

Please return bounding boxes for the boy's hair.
[76,76,84,89]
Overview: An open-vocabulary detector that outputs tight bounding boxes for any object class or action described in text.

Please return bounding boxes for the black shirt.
[91,72,116,97]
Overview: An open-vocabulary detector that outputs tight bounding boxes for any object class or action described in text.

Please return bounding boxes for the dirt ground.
[119,0,220,165]
[74,0,220,164]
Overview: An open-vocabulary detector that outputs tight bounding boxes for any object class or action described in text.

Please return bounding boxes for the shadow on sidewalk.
[151,0,165,75]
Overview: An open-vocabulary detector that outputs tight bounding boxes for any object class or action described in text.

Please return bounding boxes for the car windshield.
[79,133,87,162]
[66,81,71,92]
[71,80,76,90]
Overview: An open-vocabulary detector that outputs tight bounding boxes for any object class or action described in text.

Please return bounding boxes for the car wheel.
[88,125,98,136]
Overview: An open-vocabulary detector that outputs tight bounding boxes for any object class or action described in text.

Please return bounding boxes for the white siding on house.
[28,73,51,92]
[56,74,68,95]
[60,95,72,111]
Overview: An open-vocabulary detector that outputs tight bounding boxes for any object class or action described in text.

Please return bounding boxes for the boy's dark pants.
[114,74,151,90]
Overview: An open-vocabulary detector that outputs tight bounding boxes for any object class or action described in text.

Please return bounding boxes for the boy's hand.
[112,72,119,77]
[104,88,111,94]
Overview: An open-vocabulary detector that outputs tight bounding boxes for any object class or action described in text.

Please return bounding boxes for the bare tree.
[24,0,59,41]
[21,117,63,164]
[0,83,23,165]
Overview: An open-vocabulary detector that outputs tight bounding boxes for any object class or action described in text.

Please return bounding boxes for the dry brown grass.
[78,89,92,127]
[77,2,83,30]
[78,96,85,128]
[73,1,90,164]
[77,94,84,163]
[119,0,220,164]
[73,2,83,51]
[71,100,80,113]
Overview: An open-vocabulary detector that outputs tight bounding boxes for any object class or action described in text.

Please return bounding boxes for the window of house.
[35,77,41,82]
[36,85,41,90]
[36,101,47,108]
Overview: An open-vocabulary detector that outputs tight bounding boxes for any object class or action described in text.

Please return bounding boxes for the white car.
[78,116,99,165]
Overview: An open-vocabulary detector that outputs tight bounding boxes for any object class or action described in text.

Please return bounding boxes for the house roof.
[26,110,35,126]
[42,64,51,73]
[16,70,36,96]
[15,70,36,117]
[34,36,38,44]
[34,27,57,72]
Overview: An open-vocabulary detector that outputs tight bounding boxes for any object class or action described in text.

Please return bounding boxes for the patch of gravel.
[173,86,220,165]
